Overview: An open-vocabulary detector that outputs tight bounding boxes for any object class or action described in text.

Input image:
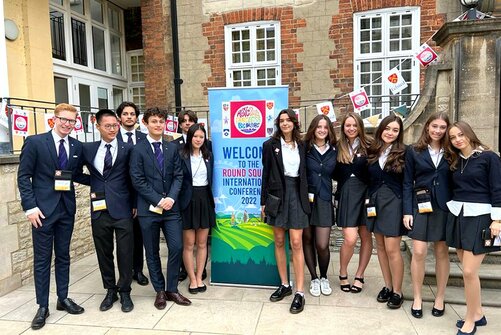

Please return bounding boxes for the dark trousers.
[132,216,145,273]
[91,211,133,292]
[139,212,182,293]
[32,201,74,307]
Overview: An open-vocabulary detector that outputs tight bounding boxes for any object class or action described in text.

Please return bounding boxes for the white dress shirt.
[191,153,208,186]
[51,130,69,159]
[120,127,136,145]
[427,145,443,168]
[378,145,392,170]
[93,138,118,175]
[281,137,300,177]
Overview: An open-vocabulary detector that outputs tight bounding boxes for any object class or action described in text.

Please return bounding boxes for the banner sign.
[208,86,288,287]
[164,114,178,136]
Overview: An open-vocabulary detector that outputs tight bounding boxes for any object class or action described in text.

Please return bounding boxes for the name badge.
[149,204,163,215]
[416,189,433,214]
[365,198,377,218]
[90,192,107,211]
[308,193,315,203]
[54,170,72,191]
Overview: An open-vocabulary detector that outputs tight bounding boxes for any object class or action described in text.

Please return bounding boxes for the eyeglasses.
[99,124,120,130]
[55,116,77,125]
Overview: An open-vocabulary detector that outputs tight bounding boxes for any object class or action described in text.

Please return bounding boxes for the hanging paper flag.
[222,101,230,138]
[0,100,8,129]
[44,113,55,132]
[87,113,97,133]
[415,43,438,67]
[164,114,178,136]
[72,114,84,134]
[266,100,275,137]
[393,104,409,118]
[137,114,148,133]
[316,101,336,121]
[349,88,372,113]
[365,113,381,127]
[198,118,208,128]
[12,108,29,136]
[386,68,408,95]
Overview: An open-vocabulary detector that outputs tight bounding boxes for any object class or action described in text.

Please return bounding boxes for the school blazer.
[305,145,337,202]
[82,141,135,220]
[17,131,88,216]
[178,152,215,211]
[260,138,310,215]
[129,139,183,216]
[172,136,213,152]
[403,146,452,215]
[116,129,146,144]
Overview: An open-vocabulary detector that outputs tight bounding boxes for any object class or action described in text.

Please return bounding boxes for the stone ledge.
[0,155,19,165]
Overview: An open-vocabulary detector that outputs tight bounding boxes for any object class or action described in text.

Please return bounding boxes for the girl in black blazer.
[446,121,501,335]
[303,115,337,297]
[335,112,372,293]
[403,112,451,319]
[366,114,407,309]
[179,124,215,294]
[261,109,310,314]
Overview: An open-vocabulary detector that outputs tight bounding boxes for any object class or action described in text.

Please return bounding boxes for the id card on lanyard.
[54,170,72,191]
[91,192,107,211]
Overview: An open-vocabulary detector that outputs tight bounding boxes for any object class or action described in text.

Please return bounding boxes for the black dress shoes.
[188,286,198,294]
[133,272,149,286]
[289,293,305,314]
[376,287,392,303]
[100,289,118,311]
[432,305,445,317]
[411,307,423,318]
[387,292,404,309]
[270,285,292,302]
[120,292,134,313]
[31,307,49,330]
[56,298,85,314]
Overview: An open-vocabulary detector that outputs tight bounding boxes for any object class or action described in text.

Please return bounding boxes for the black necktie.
[126,132,133,144]
[58,139,68,169]
[103,144,112,176]
[153,142,164,173]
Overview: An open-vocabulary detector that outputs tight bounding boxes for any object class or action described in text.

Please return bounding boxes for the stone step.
[448,247,501,264]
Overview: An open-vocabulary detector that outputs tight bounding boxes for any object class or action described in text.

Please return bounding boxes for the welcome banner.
[208,86,288,287]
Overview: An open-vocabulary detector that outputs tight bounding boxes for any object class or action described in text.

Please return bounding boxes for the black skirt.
[408,198,447,242]
[268,177,309,229]
[446,211,501,255]
[366,184,407,237]
[181,186,216,230]
[309,196,334,227]
[336,176,367,228]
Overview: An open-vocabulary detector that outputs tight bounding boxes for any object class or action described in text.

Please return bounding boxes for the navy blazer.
[305,145,337,202]
[367,160,404,199]
[172,136,213,152]
[260,138,310,215]
[116,129,146,144]
[334,154,369,199]
[82,141,135,220]
[178,152,215,211]
[129,139,183,216]
[403,146,451,214]
[17,131,88,216]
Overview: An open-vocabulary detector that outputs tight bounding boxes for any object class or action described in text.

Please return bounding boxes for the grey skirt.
[366,184,407,237]
[310,196,334,227]
[336,176,367,228]
[268,177,309,229]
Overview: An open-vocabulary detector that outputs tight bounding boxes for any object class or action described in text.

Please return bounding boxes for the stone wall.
[0,157,94,297]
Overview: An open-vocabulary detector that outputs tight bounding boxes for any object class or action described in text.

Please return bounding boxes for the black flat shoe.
[270,285,292,302]
[432,305,444,317]
[456,316,487,328]
[376,287,392,303]
[387,292,404,309]
[457,326,477,335]
[56,298,85,314]
[289,293,305,314]
[411,307,423,318]
[31,307,49,330]
[188,286,198,294]
[198,283,207,293]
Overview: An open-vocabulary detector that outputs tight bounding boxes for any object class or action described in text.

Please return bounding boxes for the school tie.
[58,139,68,170]
[126,132,133,144]
[103,144,112,176]
[153,142,164,173]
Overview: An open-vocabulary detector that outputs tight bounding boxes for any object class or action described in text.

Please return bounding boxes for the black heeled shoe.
[431,305,444,317]
[339,275,351,292]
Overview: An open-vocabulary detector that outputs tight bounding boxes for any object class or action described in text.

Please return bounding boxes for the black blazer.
[82,141,135,220]
[172,135,213,152]
[260,138,310,215]
[178,152,215,211]
[129,139,183,216]
[17,131,88,217]
[403,146,451,214]
[116,129,146,144]
[305,145,337,202]
[367,160,404,199]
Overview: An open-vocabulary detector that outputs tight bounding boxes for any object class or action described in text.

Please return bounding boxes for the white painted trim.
[0,0,10,97]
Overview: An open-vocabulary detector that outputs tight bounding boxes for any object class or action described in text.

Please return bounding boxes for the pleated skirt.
[181,186,216,230]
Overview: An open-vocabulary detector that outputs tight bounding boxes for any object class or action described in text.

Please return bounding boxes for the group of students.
[260,109,501,335]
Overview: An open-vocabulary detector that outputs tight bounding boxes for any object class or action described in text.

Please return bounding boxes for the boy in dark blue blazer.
[17,103,89,330]
[129,107,191,307]
[82,109,135,313]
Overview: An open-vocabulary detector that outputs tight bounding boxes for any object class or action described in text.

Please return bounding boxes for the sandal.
[350,277,364,293]
[339,275,351,292]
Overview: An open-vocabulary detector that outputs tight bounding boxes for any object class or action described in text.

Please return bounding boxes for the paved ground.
[1,246,500,335]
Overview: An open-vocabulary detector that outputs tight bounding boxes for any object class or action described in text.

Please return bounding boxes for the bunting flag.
[364,113,381,127]
[393,104,409,118]
[415,43,438,67]
[385,68,408,95]
[0,100,8,128]
[12,108,29,136]
[198,118,208,128]
[164,114,178,136]
[137,114,148,133]
[44,113,55,132]
[316,101,336,121]
[72,114,84,134]
[87,113,97,133]
[349,88,372,113]
[293,108,301,128]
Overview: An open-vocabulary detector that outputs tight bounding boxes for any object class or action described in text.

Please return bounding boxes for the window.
[70,0,84,15]
[112,87,124,109]
[92,26,106,71]
[72,18,87,66]
[354,7,420,117]
[127,50,145,111]
[97,87,108,109]
[50,10,65,60]
[224,22,281,87]
[90,0,103,23]
[54,77,69,103]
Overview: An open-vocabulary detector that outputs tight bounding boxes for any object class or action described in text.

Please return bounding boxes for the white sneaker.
[320,277,332,296]
[309,278,321,297]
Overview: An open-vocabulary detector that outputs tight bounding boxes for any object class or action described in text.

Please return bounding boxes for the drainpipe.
[170,0,183,113]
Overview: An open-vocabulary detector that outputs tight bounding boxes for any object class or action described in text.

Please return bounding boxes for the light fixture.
[4,19,19,41]
[460,0,480,20]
